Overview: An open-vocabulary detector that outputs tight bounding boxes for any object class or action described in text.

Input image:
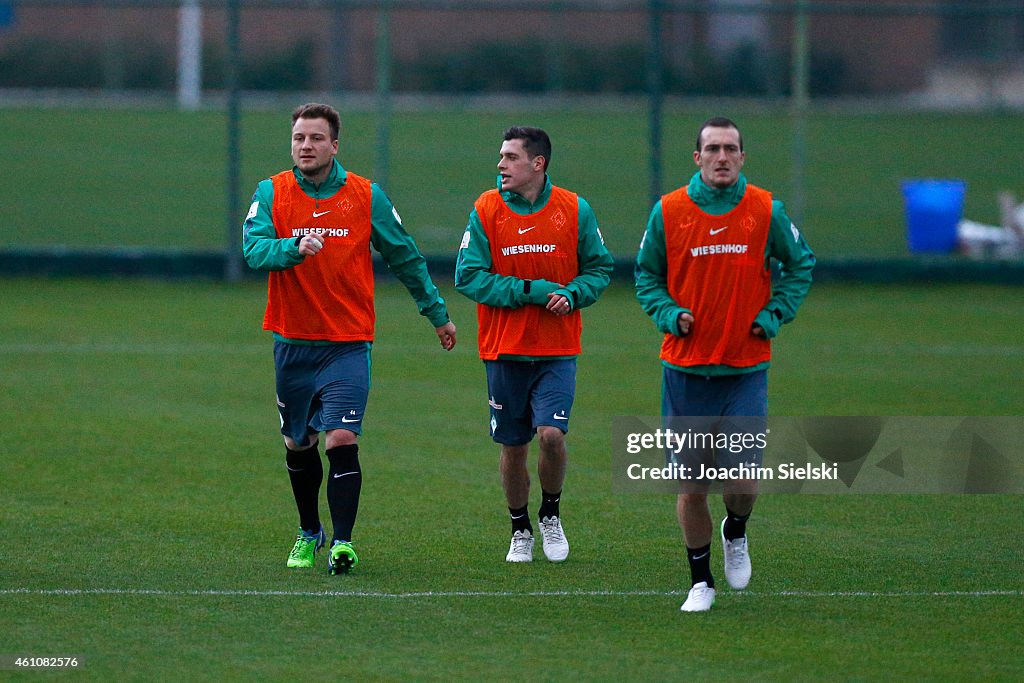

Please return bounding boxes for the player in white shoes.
[456,127,613,564]
[636,117,814,611]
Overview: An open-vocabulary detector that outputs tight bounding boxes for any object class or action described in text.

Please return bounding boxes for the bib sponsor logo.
[690,243,749,257]
[292,227,350,238]
[501,243,558,257]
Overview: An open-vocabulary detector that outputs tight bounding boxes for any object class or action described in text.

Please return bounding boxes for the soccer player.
[243,102,457,575]
[635,117,815,611]
[456,126,613,563]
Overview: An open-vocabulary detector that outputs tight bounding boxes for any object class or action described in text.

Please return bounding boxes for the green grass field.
[2,106,1021,258]
[1,278,1022,679]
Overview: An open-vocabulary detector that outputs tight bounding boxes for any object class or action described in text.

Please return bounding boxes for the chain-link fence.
[2,1,1023,278]
[4,1,1023,104]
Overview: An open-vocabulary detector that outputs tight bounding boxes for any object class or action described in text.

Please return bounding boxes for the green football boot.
[286,526,326,568]
[328,541,359,575]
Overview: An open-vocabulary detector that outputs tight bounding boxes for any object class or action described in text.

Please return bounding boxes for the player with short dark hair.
[456,126,613,563]
[244,102,457,575]
[293,102,340,142]
[695,115,743,153]
[636,116,815,611]
[503,125,552,172]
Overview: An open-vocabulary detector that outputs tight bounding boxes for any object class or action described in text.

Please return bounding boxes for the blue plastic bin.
[901,179,966,254]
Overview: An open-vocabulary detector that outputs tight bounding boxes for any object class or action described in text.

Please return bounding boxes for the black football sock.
[509,504,533,534]
[326,444,361,543]
[285,446,323,534]
[538,489,561,521]
[723,508,751,541]
[687,543,714,588]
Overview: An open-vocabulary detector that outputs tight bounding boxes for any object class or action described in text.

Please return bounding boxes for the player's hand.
[751,324,767,339]
[435,321,457,351]
[677,312,694,336]
[298,231,327,257]
[546,293,573,316]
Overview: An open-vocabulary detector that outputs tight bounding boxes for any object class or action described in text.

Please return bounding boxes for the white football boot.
[505,529,534,563]
[721,517,752,590]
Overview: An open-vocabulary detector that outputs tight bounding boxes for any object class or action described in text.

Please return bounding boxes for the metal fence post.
[647,0,663,209]
[224,0,242,282]
[375,1,392,193]
[790,0,809,226]
[177,0,202,111]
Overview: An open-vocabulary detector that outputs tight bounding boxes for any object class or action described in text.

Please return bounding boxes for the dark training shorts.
[661,367,768,483]
[484,358,577,446]
[274,340,372,447]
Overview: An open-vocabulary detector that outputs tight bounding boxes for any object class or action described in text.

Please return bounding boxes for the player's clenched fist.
[435,321,457,351]
[298,231,326,256]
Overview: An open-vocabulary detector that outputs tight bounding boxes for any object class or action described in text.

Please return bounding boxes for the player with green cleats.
[286,526,326,568]
[328,540,359,575]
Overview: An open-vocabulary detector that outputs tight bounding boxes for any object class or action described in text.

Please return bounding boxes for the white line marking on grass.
[1,588,1021,599]
[3,588,682,598]
[765,590,1024,598]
